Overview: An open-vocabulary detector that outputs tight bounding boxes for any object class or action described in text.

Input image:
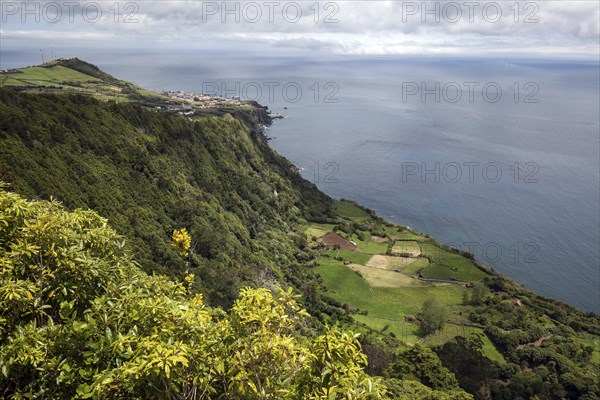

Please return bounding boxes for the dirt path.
[516,333,554,349]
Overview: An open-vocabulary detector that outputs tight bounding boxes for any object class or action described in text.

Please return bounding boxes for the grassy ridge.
[1,59,167,103]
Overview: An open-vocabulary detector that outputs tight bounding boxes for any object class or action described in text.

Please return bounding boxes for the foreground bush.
[0,188,382,399]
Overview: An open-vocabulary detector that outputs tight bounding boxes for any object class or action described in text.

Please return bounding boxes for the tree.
[418,298,446,336]
[0,189,385,399]
[435,335,496,397]
[462,290,470,306]
[470,283,489,305]
[385,345,460,391]
[384,379,473,400]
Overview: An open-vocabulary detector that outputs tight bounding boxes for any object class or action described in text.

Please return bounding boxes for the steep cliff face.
[241,99,273,125]
[195,100,273,134]
[0,89,332,307]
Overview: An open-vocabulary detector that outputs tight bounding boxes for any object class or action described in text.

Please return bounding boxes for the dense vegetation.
[0,188,385,399]
[1,63,599,399]
[0,88,332,309]
[308,205,600,399]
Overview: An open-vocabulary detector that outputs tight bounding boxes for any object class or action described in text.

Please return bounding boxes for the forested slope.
[1,77,599,400]
[0,89,332,307]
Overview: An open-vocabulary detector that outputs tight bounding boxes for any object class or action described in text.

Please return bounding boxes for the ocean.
[2,51,599,312]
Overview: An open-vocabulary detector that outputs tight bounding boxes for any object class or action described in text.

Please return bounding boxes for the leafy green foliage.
[385,345,460,391]
[0,89,333,308]
[383,379,472,400]
[469,282,489,305]
[418,298,447,336]
[436,320,600,399]
[0,188,383,399]
[2,64,599,400]
[435,334,499,398]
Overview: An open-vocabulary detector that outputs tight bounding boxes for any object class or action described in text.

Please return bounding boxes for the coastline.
[263,115,597,316]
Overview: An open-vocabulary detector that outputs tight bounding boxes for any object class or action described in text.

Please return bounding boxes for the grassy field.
[348,264,430,288]
[303,223,335,239]
[1,65,124,102]
[403,258,430,274]
[391,240,421,256]
[313,200,490,346]
[424,323,467,347]
[420,263,456,280]
[394,230,431,242]
[0,65,101,87]
[353,314,421,344]
[467,328,507,364]
[316,260,467,323]
[325,249,372,264]
[335,200,374,222]
[420,243,489,282]
[420,324,506,363]
[365,255,418,270]
[1,61,170,104]
[349,234,389,254]
[370,235,390,243]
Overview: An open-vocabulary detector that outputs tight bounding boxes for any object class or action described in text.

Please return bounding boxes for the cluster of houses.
[161,90,242,109]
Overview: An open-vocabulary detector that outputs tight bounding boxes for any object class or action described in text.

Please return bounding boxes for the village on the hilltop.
[161,90,242,112]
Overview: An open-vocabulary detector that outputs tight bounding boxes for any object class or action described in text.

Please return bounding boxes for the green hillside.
[0,88,332,309]
[1,61,599,399]
[0,188,390,399]
[0,58,166,104]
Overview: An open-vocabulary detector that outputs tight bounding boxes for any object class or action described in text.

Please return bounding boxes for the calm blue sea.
[2,51,599,312]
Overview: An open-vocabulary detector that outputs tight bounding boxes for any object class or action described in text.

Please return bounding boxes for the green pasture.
[420,243,489,281]
[403,258,430,274]
[316,261,467,326]
[304,222,335,239]
[347,233,389,254]
[348,264,427,288]
[1,65,100,87]
[335,200,374,222]
[353,314,421,345]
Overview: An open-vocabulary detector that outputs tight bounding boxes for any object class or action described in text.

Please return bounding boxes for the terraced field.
[391,240,421,256]
[309,199,499,353]
[365,255,418,270]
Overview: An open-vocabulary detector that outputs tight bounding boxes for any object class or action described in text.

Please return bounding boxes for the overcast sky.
[1,0,599,60]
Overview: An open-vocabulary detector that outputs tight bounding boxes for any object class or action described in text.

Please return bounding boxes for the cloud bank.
[1,0,598,58]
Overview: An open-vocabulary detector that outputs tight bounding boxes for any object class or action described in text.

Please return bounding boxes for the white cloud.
[1,0,598,58]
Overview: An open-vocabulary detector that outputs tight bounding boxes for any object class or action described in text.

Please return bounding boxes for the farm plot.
[366,254,418,271]
[391,241,421,256]
[348,264,424,288]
